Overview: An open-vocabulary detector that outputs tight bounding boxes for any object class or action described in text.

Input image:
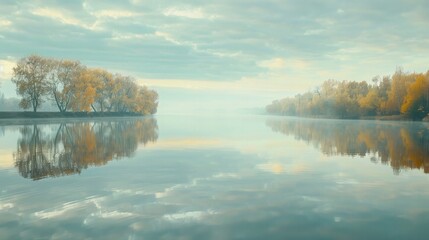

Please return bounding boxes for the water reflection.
[267,118,429,174]
[13,118,158,180]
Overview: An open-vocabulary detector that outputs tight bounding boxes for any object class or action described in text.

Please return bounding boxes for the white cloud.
[0,19,12,27]
[258,58,309,70]
[0,59,16,80]
[258,58,287,70]
[0,202,14,210]
[155,31,183,45]
[163,7,220,20]
[92,10,140,19]
[163,210,217,222]
[32,8,100,31]
[111,32,150,41]
[154,31,243,59]
[95,210,134,219]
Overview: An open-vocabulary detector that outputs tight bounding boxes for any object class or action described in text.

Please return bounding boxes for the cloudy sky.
[0,0,428,114]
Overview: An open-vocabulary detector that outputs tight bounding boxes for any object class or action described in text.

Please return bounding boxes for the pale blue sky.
[1,0,429,114]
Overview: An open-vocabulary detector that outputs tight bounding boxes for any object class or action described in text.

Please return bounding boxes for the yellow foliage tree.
[11,55,159,115]
[49,60,84,112]
[400,74,429,119]
[11,55,52,112]
[358,88,379,115]
[69,68,102,112]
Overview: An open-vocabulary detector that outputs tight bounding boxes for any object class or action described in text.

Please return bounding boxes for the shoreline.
[266,113,426,122]
[0,111,145,119]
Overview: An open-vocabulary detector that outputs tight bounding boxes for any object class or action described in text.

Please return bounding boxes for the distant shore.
[268,114,429,122]
[0,111,144,119]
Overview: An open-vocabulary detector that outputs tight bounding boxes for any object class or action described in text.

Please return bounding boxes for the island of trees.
[9,55,158,115]
[266,69,429,120]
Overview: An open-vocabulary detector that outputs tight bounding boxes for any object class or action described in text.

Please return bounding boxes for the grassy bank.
[0,111,144,119]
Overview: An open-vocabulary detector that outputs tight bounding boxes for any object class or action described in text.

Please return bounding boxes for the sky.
[0,0,429,114]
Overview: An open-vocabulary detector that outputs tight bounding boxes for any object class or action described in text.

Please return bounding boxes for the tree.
[48,60,84,112]
[114,77,138,112]
[69,68,101,112]
[90,69,115,112]
[401,74,429,120]
[135,86,159,115]
[11,55,52,112]
[359,88,379,116]
[11,55,159,115]
[385,69,415,114]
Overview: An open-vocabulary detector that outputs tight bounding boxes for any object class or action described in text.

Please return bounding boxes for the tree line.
[266,69,429,120]
[11,55,158,114]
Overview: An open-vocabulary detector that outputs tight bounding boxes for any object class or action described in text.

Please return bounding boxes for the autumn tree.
[11,55,159,115]
[11,55,52,112]
[401,74,429,120]
[359,87,379,115]
[90,69,116,112]
[48,59,84,112]
[69,68,101,112]
[110,74,135,112]
[135,86,159,115]
[377,76,392,114]
[385,69,416,114]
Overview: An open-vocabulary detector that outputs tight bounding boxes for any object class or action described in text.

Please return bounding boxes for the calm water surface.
[0,115,428,239]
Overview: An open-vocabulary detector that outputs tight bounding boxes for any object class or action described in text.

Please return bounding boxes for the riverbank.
[0,111,144,119]
[267,113,427,122]
[360,115,409,121]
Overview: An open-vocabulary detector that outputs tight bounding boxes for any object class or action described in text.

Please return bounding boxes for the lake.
[0,115,428,239]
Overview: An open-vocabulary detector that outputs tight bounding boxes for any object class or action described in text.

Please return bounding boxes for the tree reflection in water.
[266,118,429,174]
[14,118,158,180]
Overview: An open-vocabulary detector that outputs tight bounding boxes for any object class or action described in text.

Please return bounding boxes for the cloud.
[0,59,16,80]
[155,31,184,45]
[31,7,100,31]
[163,7,220,20]
[0,202,14,210]
[163,210,217,222]
[0,19,12,27]
[110,32,150,41]
[0,0,428,107]
[258,58,286,70]
[258,58,309,71]
[92,10,140,19]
